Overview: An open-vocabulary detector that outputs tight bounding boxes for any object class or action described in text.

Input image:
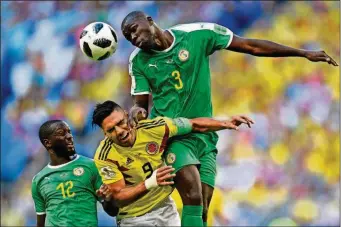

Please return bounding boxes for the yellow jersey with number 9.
[94,117,185,220]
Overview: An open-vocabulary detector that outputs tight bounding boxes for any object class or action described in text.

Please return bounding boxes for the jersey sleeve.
[196,23,233,55]
[94,159,124,185]
[89,162,103,191]
[31,177,46,215]
[163,117,192,137]
[129,49,150,95]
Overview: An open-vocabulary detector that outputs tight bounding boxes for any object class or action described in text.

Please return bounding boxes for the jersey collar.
[47,154,79,169]
[151,29,176,53]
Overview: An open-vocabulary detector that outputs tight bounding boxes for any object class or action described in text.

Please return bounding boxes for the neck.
[154,29,174,51]
[49,152,74,166]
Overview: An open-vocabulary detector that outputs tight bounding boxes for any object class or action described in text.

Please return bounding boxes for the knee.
[181,188,203,205]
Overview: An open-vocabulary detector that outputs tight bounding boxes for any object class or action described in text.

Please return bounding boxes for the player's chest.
[116,149,164,182]
[144,42,199,89]
[39,168,93,199]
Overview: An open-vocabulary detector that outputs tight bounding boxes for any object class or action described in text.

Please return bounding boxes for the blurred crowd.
[1,1,339,226]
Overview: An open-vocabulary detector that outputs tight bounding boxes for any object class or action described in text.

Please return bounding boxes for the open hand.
[128,106,148,128]
[305,50,338,66]
[225,115,255,130]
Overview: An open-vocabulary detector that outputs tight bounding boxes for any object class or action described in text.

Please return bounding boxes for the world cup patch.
[100,166,116,179]
[145,142,159,155]
[166,153,176,164]
[73,167,84,176]
[178,49,189,62]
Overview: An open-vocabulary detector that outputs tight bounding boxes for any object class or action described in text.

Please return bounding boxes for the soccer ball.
[79,22,118,61]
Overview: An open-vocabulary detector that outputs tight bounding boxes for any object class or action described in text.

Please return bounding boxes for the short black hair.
[38,120,63,146]
[92,100,123,128]
[121,11,148,30]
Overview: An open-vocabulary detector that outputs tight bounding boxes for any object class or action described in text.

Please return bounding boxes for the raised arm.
[227,35,338,66]
[97,166,175,208]
[128,95,149,127]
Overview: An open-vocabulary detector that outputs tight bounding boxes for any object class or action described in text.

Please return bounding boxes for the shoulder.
[94,137,114,161]
[129,48,141,62]
[76,155,96,165]
[136,117,168,136]
[170,22,217,33]
[137,117,167,129]
[32,166,49,184]
[171,22,232,37]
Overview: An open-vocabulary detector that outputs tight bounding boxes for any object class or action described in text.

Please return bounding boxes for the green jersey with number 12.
[31,155,103,227]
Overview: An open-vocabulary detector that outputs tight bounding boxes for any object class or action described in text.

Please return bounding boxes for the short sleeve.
[31,178,46,215]
[197,23,233,56]
[129,50,150,95]
[94,159,124,185]
[90,162,103,191]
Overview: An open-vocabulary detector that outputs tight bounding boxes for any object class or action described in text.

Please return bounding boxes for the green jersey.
[129,23,233,119]
[31,155,103,227]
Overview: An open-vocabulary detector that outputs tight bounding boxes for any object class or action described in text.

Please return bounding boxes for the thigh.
[163,138,200,172]
[199,149,217,188]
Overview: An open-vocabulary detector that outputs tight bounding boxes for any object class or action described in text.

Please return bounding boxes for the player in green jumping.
[31,120,118,227]
[121,11,338,227]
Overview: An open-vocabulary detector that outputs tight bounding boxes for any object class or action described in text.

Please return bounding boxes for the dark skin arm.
[100,199,119,217]
[128,95,149,127]
[227,35,338,66]
[37,214,46,227]
[189,115,254,132]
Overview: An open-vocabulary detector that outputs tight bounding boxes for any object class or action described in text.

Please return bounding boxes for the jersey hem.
[36,212,46,215]
[131,91,150,95]
[225,33,234,49]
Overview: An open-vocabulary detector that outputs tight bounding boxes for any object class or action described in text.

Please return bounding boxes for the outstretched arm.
[227,35,338,66]
[189,115,254,133]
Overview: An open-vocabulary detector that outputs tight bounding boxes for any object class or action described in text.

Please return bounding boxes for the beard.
[51,143,75,158]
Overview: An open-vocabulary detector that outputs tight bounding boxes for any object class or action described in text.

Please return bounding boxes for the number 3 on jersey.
[171,70,183,90]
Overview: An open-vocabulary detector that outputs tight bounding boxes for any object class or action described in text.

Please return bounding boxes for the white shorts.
[117,196,181,227]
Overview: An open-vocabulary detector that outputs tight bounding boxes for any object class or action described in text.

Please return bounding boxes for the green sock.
[182,205,203,227]
[203,222,207,227]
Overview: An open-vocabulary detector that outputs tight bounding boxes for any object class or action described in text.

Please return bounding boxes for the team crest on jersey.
[178,49,189,62]
[166,153,176,164]
[145,142,159,155]
[73,167,84,176]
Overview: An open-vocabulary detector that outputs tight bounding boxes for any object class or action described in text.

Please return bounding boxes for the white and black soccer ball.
[79,22,118,61]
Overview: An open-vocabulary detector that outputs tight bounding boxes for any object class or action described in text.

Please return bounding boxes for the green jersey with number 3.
[31,155,103,227]
[129,23,233,119]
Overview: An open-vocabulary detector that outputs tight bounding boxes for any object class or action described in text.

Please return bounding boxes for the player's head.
[38,120,76,158]
[92,100,135,147]
[121,11,159,51]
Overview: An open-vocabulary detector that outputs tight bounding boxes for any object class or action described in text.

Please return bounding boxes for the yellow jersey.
[94,117,186,219]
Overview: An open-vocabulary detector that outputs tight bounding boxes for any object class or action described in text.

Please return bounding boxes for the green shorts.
[163,132,218,188]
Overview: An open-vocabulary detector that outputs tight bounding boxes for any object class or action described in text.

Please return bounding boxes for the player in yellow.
[91,100,254,226]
